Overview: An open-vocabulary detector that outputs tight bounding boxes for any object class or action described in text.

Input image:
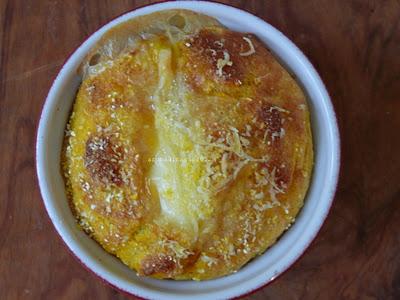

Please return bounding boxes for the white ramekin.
[36,1,340,299]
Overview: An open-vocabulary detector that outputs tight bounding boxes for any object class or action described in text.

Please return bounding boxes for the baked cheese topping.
[62,10,313,280]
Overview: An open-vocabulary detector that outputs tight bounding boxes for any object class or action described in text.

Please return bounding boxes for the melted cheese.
[150,48,214,240]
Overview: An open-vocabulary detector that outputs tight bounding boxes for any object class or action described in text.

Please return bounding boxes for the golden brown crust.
[63,10,313,280]
[140,254,177,277]
[84,135,124,186]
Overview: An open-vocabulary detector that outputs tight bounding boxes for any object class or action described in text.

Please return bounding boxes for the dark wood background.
[1,0,399,299]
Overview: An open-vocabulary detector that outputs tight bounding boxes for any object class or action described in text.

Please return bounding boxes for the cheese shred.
[239,37,256,56]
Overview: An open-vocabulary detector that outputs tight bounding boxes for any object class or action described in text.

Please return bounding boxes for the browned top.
[62,10,313,280]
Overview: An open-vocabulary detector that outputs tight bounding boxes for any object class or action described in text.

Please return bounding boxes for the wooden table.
[1,0,399,299]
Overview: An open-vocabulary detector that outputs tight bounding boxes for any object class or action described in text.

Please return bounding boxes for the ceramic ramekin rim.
[36,1,340,299]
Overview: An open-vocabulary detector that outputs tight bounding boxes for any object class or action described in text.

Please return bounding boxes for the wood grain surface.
[1,0,399,299]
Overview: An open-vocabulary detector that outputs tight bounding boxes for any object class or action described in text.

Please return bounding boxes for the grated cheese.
[270,105,290,114]
[201,254,218,267]
[159,239,193,265]
[214,39,224,48]
[253,202,273,211]
[216,51,233,77]
[239,37,256,56]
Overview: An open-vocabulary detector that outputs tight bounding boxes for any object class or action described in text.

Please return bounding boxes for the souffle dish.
[61,9,313,280]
